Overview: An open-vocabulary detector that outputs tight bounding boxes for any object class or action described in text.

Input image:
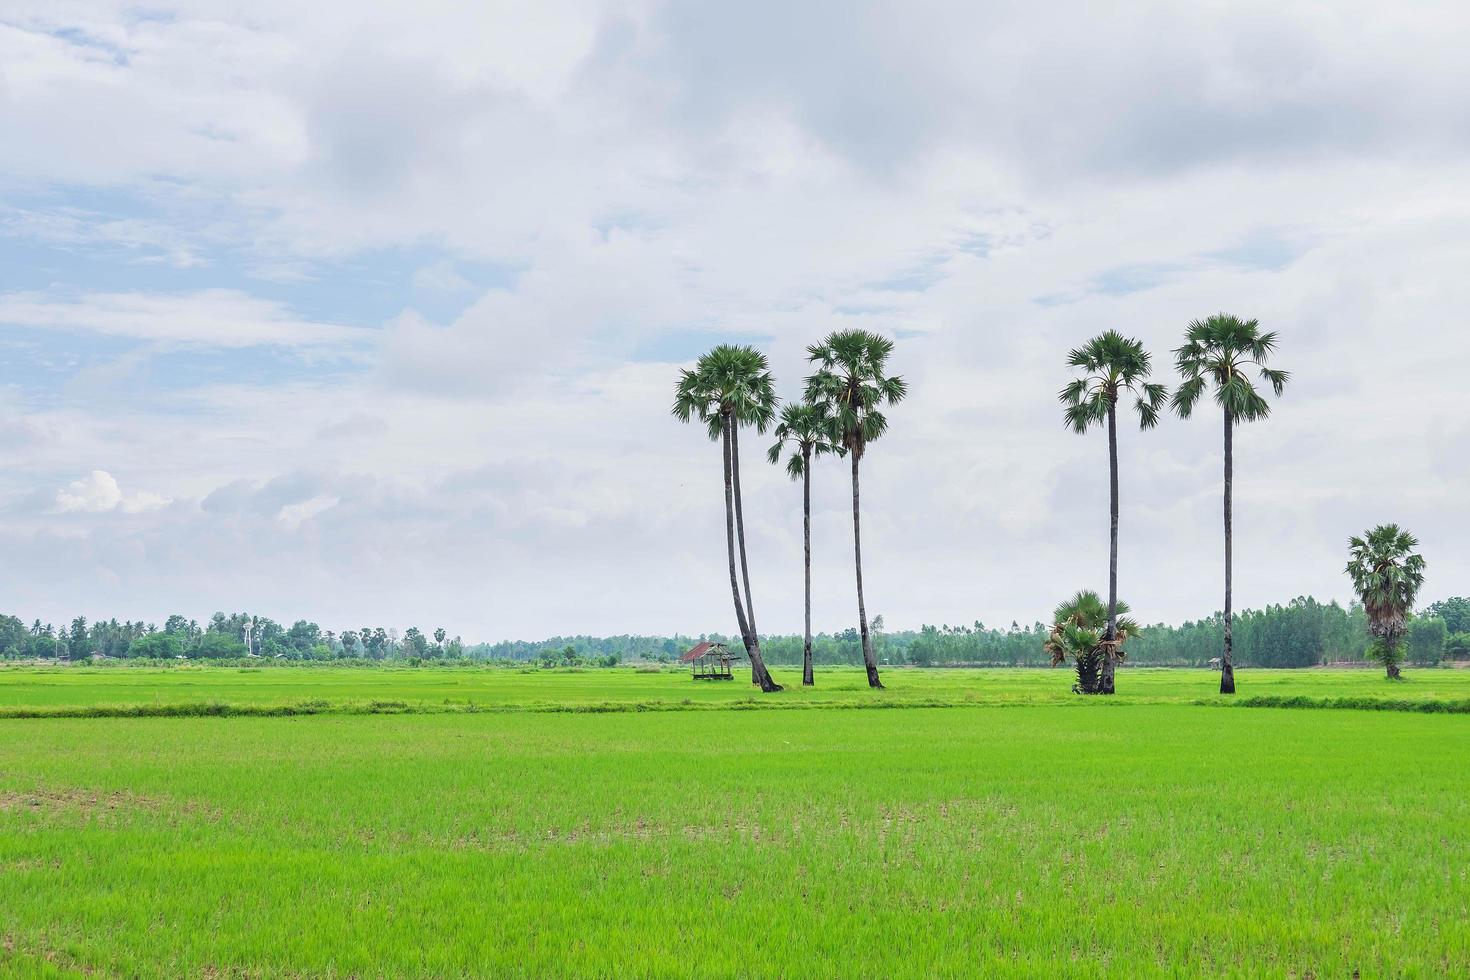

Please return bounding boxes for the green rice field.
[2,666,1467,976]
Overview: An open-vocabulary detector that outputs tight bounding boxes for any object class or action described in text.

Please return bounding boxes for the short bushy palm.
[673,345,781,691]
[805,330,906,689]
[768,402,841,686]
[1043,591,1141,695]
[1060,330,1166,694]
[1345,525,1426,679]
[1172,314,1289,695]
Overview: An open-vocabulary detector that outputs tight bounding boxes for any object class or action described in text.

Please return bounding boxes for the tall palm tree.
[1043,590,1142,695]
[673,345,782,691]
[805,330,906,689]
[1060,330,1166,695]
[1172,314,1289,695]
[768,402,841,686]
[1345,524,1426,679]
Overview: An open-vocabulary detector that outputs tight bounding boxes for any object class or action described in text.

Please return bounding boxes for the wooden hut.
[680,641,740,680]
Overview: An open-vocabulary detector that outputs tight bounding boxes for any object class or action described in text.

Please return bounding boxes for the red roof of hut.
[679,641,714,663]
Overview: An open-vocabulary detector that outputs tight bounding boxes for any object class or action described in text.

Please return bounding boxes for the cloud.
[1,1,1468,641]
[53,470,168,513]
[0,289,368,348]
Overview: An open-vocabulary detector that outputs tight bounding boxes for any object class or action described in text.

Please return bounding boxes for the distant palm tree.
[673,345,782,691]
[1345,524,1426,679]
[1044,590,1141,695]
[1060,330,1167,695]
[768,402,841,686]
[1172,314,1289,695]
[805,330,906,689]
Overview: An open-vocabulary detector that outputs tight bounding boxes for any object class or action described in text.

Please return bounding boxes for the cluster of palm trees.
[673,330,904,690]
[1059,313,1290,695]
[676,312,1426,696]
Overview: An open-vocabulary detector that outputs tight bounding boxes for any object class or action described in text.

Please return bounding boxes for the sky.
[2,1,1468,642]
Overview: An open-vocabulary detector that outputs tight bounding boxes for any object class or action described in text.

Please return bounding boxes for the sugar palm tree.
[1172,314,1289,695]
[805,330,906,689]
[1043,590,1141,695]
[1060,331,1166,695]
[673,345,782,691]
[1345,524,1426,679]
[768,401,841,686]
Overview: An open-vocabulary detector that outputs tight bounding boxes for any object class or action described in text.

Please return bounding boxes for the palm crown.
[803,330,906,459]
[672,344,779,440]
[1060,330,1167,433]
[1171,314,1289,421]
[1345,524,1426,639]
[767,403,841,480]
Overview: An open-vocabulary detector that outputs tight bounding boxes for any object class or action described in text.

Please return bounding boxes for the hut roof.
[680,641,714,663]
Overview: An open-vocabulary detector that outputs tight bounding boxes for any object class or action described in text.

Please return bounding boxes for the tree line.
[5,595,1463,667]
[0,612,466,662]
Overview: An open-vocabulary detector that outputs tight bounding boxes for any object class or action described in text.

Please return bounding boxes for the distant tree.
[1060,330,1167,694]
[1422,597,1470,635]
[68,617,90,660]
[403,627,430,658]
[1447,632,1470,660]
[1406,618,1447,665]
[128,632,184,660]
[1043,591,1141,695]
[195,632,247,659]
[1172,314,1289,694]
[805,329,907,689]
[673,344,782,691]
[768,401,841,686]
[1345,524,1426,679]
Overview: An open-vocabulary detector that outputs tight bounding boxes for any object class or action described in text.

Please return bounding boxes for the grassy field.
[2,667,1468,976]
[4,662,1470,715]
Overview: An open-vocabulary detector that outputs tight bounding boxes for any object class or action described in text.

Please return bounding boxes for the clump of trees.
[1345,524,1426,679]
[673,344,782,691]
[1043,591,1141,694]
[1060,330,1165,694]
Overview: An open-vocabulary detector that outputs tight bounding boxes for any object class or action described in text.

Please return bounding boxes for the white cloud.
[53,470,168,514]
[0,289,368,348]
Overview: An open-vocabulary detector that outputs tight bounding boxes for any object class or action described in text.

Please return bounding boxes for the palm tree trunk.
[729,422,760,641]
[722,415,777,692]
[851,450,882,688]
[1101,397,1119,695]
[1221,406,1236,695]
[802,447,814,686]
[726,420,776,690]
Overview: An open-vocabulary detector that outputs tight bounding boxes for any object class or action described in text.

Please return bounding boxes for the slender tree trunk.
[802,447,814,686]
[729,421,757,632]
[1101,397,1120,695]
[722,415,778,692]
[851,450,882,688]
[1221,406,1236,695]
[730,421,779,691]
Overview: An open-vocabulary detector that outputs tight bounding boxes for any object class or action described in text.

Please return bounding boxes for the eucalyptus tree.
[1172,314,1289,695]
[1043,590,1141,695]
[805,330,906,689]
[768,401,841,686]
[1060,331,1167,695]
[1345,524,1426,679]
[673,345,782,691]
